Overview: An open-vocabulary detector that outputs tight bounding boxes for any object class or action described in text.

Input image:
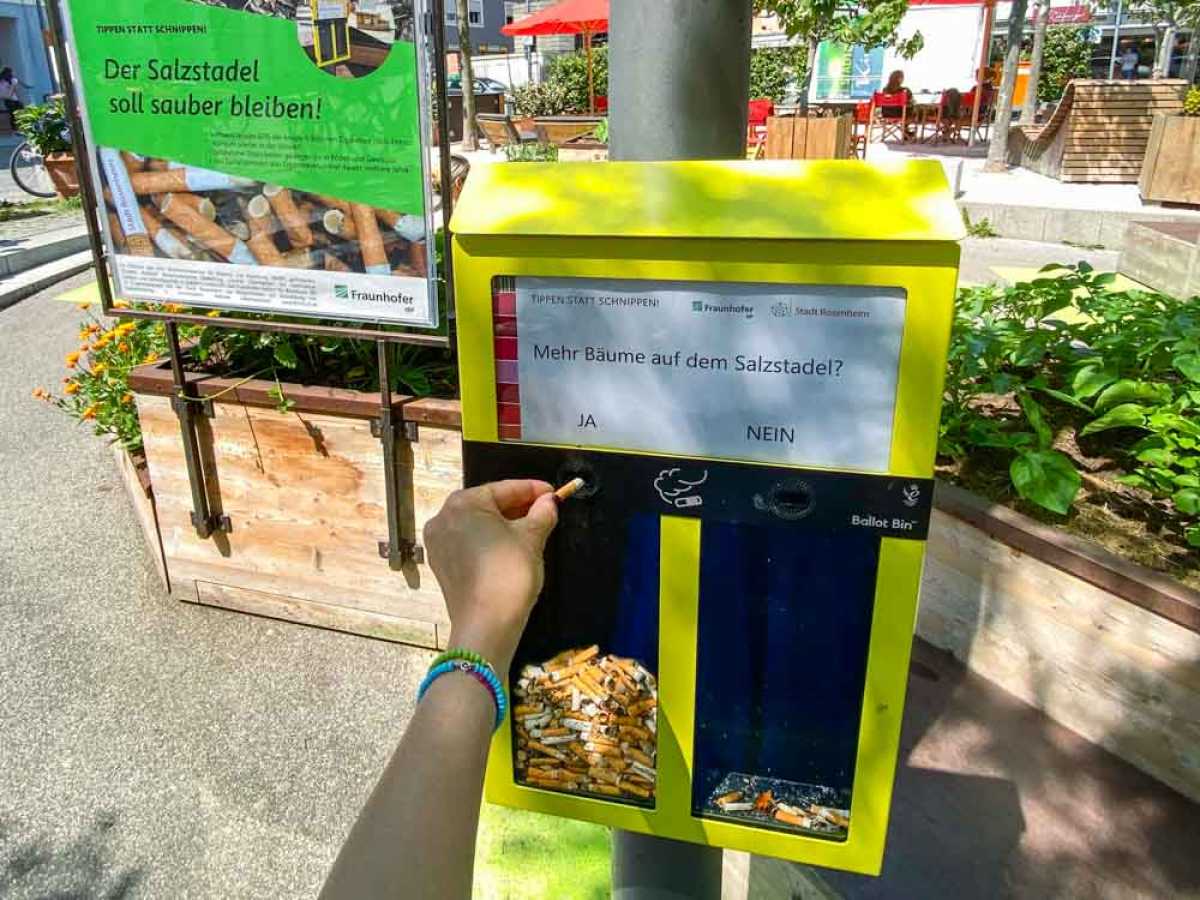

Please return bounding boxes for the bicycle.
[9,139,55,198]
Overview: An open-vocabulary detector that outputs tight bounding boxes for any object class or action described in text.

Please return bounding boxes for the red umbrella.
[502,0,609,113]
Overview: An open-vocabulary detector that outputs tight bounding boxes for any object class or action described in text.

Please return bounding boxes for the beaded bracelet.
[418,659,508,732]
[430,647,492,672]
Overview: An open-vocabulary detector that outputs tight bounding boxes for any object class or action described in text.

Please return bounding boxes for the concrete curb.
[0,223,90,277]
[960,200,1200,251]
[0,250,93,310]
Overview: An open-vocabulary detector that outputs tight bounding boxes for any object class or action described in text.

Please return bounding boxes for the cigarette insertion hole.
[766,480,814,521]
[556,458,599,500]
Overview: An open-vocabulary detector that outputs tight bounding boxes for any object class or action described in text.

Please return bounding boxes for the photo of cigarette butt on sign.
[60,0,438,326]
[453,159,964,875]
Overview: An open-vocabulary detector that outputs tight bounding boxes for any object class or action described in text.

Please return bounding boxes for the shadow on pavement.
[0,810,143,899]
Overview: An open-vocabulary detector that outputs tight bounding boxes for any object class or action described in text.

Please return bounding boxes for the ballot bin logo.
[654,467,708,509]
[902,483,922,508]
[334,284,349,299]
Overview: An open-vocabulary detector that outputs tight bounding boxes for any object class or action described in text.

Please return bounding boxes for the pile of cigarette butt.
[708,774,849,837]
[512,645,657,804]
[98,147,428,277]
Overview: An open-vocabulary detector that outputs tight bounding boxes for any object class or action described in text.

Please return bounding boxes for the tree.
[985,0,1029,172]
[1021,0,1048,125]
[1131,0,1200,77]
[455,0,477,150]
[1037,27,1093,102]
[749,45,809,102]
[755,0,922,110]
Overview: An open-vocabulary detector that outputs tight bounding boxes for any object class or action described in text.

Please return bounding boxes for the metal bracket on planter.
[165,322,231,539]
[375,341,422,571]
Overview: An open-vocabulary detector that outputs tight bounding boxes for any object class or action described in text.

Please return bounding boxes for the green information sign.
[61,0,438,327]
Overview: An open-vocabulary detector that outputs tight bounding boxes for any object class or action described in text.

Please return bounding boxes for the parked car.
[447,75,507,95]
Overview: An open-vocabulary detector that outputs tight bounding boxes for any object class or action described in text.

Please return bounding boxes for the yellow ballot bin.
[450,159,964,875]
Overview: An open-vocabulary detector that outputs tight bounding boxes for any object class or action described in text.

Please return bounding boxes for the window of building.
[446,0,484,27]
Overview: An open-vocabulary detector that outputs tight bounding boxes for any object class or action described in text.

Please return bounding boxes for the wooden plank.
[764,117,795,160]
[1141,115,1200,204]
[193,581,441,647]
[137,392,461,644]
[111,442,169,592]
[919,506,1200,803]
[1060,172,1141,182]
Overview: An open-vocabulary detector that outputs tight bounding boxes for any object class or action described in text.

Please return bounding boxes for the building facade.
[0,0,56,117]
[444,0,511,54]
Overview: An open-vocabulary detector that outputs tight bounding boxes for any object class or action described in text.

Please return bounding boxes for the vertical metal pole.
[165,322,219,539]
[430,0,456,319]
[376,341,405,570]
[608,1,750,895]
[609,0,752,161]
[1108,0,1124,80]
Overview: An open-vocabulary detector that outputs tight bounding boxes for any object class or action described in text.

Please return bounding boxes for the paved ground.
[3,264,1198,899]
[0,271,431,897]
[0,208,85,241]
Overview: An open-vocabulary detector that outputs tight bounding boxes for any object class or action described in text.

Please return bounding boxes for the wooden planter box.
[764,115,852,160]
[1139,114,1200,205]
[112,444,169,592]
[921,482,1200,804]
[128,363,462,648]
[121,371,1200,800]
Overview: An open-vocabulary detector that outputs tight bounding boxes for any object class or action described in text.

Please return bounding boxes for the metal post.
[374,342,422,569]
[430,0,456,318]
[609,0,752,161]
[607,1,751,895]
[1108,0,1124,80]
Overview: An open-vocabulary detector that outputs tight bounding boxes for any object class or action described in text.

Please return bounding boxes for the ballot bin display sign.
[59,0,438,327]
[451,159,965,875]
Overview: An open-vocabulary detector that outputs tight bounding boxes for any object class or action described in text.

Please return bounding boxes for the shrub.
[504,142,558,162]
[1184,87,1200,116]
[544,46,608,112]
[511,80,574,117]
[941,264,1200,547]
[749,45,808,103]
[1037,27,1093,102]
[14,97,71,156]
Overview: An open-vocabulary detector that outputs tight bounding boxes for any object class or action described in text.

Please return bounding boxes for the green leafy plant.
[1184,86,1200,116]
[962,210,999,238]
[504,142,559,163]
[1037,27,1093,102]
[14,97,72,156]
[941,264,1200,547]
[543,46,608,112]
[511,80,575,117]
[749,45,809,103]
[592,117,609,144]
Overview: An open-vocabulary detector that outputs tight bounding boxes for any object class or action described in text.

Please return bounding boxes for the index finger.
[467,479,554,519]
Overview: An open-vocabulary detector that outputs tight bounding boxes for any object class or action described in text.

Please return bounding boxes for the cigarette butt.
[120,151,145,173]
[619,781,651,799]
[351,203,388,274]
[322,207,357,240]
[626,748,654,768]
[281,248,316,269]
[140,206,193,260]
[144,157,170,171]
[158,193,252,263]
[107,211,125,247]
[315,193,352,215]
[409,239,428,274]
[720,802,756,813]
[774,809,809,827]
[226,221,251,241]
[244,194,286,267]
[513,705,543,717]
[527,741,566,761]
[324,252,351,273]
[590,784,622,797]
[554,478,585,501]
[263,184,314,248]
[130,167,248,194]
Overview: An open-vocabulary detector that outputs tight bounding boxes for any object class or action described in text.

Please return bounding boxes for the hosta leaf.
[1072,365,1117,400]
[1174,353,1200,383]
[1010,450,1081,515]
[1080,403,1147,435]
[1173,489,1200,516]
[1136,447,1175,466]
[1093,380,1172,414]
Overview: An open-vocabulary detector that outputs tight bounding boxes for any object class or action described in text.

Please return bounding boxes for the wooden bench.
[532,116,604,147]
[475,113,539,152]
[1008,79,1187,183]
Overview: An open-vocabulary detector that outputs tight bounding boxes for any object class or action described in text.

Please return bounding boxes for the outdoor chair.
[533,115,605,147]
[850,101,870,158]
[924,88,966,144]
[869,91,908,143]
[475,113,539,152]
[747,98,774,158]
[959,84,995,144]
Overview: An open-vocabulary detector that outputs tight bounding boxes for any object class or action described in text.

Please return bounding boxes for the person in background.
[1120,45,1140,80]
[881,69,915,138]
[0,68,24,131]
[321,479,559,899]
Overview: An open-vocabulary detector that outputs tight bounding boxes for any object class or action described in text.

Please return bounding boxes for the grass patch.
[0,195,81,222]
[961,209,999,238]
[475,803,611,899]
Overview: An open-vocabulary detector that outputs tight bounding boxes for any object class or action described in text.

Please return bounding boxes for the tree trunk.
[985,0,1029,172]
[797,35,819,114]
[456,0,477,150]
[1021,0,1048,125]
[1154,24,1177,77]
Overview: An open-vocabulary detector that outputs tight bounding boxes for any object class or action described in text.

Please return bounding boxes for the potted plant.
[1139,86,1200,205]
[14,97,78,197]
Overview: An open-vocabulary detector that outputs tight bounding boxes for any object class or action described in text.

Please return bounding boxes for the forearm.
[320,670,495,899]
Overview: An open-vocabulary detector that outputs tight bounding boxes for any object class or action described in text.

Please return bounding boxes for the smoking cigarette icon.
[653,468,708,509]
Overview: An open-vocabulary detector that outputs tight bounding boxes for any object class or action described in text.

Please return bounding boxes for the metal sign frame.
[46,0,460,564]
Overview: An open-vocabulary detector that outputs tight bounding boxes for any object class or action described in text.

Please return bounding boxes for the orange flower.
[113,300,130,309]
[118,341,130,352]
[121,393,134,405]
[31,387,48,400]
[78,329,91,341]
[65,351,80,368]
[143,352,159,364]
[78,343,90,352]
[91,362,107,376]
[64,381,80,395]
[81,405,98,420]
[115,322,136,337]
[76,302,91,311]
[163,303,185,313]
[87,323,100,334]
[206,310,221,318]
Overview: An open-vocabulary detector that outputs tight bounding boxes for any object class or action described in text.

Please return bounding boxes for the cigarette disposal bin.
[451,159,963,875]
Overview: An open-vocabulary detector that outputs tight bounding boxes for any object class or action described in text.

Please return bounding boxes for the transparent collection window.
[691,523,880,840]
[510,511,660,808]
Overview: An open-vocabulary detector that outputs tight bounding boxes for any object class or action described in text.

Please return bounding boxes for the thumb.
[517,492,559,552]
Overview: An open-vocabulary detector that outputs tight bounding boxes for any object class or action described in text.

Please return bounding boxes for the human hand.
[424,479,559,673]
